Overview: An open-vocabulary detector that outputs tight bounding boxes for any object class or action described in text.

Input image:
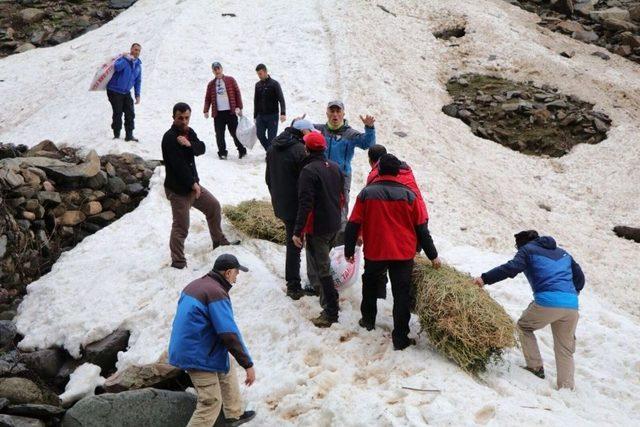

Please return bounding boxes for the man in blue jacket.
[314,101,376,233]
[169,254,256,426]
[107,43,142,142]
[473,230,584,390]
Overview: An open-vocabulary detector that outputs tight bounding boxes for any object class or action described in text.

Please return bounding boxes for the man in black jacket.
[266,119,315,300]
[162,102,239,269]
[292,132,343,328]
[254,64,286,151]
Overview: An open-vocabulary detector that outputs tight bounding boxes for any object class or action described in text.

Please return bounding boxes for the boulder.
[82,329,129,373]
[19,349,66,378]
[0,378,60,406]
[106,177,126,194]
[602,18,638,32]
[86,171,107,190]
[25,141,59,158]
[590,7,631,23]
[0,169,25,188]
[4,404,65,420]
[0,320,16,348]
[104,360,181,392]
[61,389,196,427]
[27,151,101,184]
[20,8,46,24]
[0,414,45,427]
[613,226,640,243]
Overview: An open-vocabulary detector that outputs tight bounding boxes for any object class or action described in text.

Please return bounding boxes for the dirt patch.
[442,73,611,157]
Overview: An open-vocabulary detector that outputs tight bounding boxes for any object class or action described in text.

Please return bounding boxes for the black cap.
[378,154,401,176]
[514,230,539,248]
[214,254,248,272]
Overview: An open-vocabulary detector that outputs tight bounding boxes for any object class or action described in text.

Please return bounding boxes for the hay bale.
[412,257,516,374]
[223,199,286,245]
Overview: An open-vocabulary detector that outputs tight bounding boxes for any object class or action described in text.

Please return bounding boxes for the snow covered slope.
[2,0,639,425]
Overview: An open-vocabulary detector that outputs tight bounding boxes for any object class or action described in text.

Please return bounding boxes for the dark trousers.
[256,113,279,151]
[107,89,135,136]
[214,110,245,157]
[283,219,301,288]
[361,259,414,348]
[306,233,339,318]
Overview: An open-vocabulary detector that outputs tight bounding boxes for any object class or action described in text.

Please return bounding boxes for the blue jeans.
[255,113,279,151]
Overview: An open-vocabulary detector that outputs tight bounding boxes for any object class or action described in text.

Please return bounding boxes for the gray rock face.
[0,378,59,406]
[82,329,130,373]
[19,349,65,379]
[61,389,196,427]
[0,414,45,427]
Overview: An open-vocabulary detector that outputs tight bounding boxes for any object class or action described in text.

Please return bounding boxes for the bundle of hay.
[412,257,516,374]
[223,199,286,245]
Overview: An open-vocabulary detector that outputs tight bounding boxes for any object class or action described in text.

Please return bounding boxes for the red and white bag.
[330,245,361,292]
[88,54,122,91]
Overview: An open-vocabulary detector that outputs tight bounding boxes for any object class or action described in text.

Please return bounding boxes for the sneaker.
[225,410,256,426]
[218,154,228,160]
[358,318,375,331]
[312,312,338,328]
[286,287,305,300]
[522,366,545,379]
[171,262,186,270]
[302,285,319,296]
[394,338,417,351]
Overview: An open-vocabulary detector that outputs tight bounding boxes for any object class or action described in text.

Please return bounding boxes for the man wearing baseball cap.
[169,254,256,426]
[292,132,344,327]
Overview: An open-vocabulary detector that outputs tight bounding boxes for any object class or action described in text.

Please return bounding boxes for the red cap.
[303,132,327,151]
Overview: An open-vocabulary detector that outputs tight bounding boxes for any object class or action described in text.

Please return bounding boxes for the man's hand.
[473,277,484,288]
[431,257,442,270]
[292,113,306,122]
[356,236,364,247]
[235,108,242,116]
[244,367,255,386]
[280,114,287,123]
[292,235,304,249]
[204,112,210,119]
[177,136,191,147]
[360,114,376,127]
[135,96,140,105]
[192,183,201,199]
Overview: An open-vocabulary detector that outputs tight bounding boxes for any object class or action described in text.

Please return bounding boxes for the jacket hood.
[273,127,304,150]
[533,236,557,250]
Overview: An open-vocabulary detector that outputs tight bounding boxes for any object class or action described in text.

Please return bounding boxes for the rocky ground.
[442,73,611,157]
[506,0,640,63]
[0,0,137,58]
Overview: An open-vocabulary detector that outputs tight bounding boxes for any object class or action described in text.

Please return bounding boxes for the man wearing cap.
[254,63,286,151]
[473,231,584,389]
[169,253,257,427]
[204,62,247,159]
[107,43,142,142]
[162,102,240,270]
[292,132,344,327]
[315,101,376,235]
[266,119,315,300]
[345,154,441,350]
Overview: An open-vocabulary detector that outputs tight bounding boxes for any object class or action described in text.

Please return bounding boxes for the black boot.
[522,366,545,379]
[113,130,120,139]
[225,410,256,426]
[125,132,139,142]
[312,311,338,328]
[286,282,304,300]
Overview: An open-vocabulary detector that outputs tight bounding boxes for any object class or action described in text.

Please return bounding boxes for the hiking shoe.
[113,130,120,139]
[312,312,338,328]
[171,262,186,270]
[358,318,375,331]
[218,153,228,160]
[302,285,319,296]
[522,366,545,379]
[239,150,247,159]
[394,338,417,351]
[286,287,305,300]
[125,135,139,142]
[226,410,256,426]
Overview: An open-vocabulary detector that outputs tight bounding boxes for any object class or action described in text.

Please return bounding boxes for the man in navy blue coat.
[473,230,584,389]
[107,43,142,141]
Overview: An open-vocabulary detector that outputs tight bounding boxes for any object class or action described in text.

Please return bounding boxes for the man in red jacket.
[203,62,247,160]
[345,154,441,350]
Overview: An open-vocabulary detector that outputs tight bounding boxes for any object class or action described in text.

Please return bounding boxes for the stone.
[104,361,181,392]
[14,43,36,53]
[24,199,40,212]
[574,0,597,17]
[60,211,86,227]
[5,404,65,419]
[105,163,116,177]
[81,202,102,216]
[560,50,575,58]
[27,150,101,184]
[593,118,609,132]
[614,44,632,56]
[556,20,583,34]
[22,211,36,221]
[1,170,25,188]
[42,181,55,192]
[26,167,46,180]
[602,18,638,32]
[0,235,7,258]
[7,197,26,208]
[25,140,59,157]
[0,414,45,427]
[621,33,640,48]
[106,177,126,194]
[86,171,107,190]
[20,8,46,24]
[19,349,65,378]
[550,0,573,16]
[0,378,59,406]
[87,211,116,226]
[50,31,71,46]
[592,51,611,60]
[613,226,640,243]
[545,100,569,109]
[590,7,631,23]
[0,320,16,348]
[573,30,599,43]
[125,183,144,196]
[61,389,196,427]
[51,205,66,217]
[36,191,61,206]
[631,6,640,23]
[20,169,41,186]
[0,397,7,411]
[82,329,130,372]
[109,0,137,9]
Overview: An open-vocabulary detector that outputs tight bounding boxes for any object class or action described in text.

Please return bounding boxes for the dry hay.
[223,199,286,245]
[412,257,516,374]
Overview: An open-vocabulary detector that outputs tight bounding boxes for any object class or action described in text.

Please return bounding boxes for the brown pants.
[187,362,243,427]
[517,302,579,389]
[165,187,227,267]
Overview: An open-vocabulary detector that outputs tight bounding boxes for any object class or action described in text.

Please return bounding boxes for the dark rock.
[0,397,8,411]
[19,349,66,379]
[36,191,61,206]
[560,50,575,58]
[442,104,459,118]
[0,320,17,348]
[106,177,126,194]
[82,329,129,373]
[61,389,196,427]
[125,183,144,196]
[613,226,640,243]
[433,26,466,40]
[109,0,137,9]
[0,414,45,427]
[393,131,408,138]
[86,211,116,226]
[49,31,71,46]
[86,171,107,190]
[550,0,573,16]
[592,51,611,60]
[5,404,65,419]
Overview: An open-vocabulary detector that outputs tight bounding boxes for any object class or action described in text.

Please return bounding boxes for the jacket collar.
[207,271,233,292]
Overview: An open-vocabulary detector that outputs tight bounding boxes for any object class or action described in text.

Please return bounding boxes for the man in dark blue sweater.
[473,230,584,389]
[107,43,142,141]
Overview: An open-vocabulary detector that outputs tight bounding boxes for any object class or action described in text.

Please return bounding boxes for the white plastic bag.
[89,54,122,91]
[236,114,258,150]
[330,245,361,292]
